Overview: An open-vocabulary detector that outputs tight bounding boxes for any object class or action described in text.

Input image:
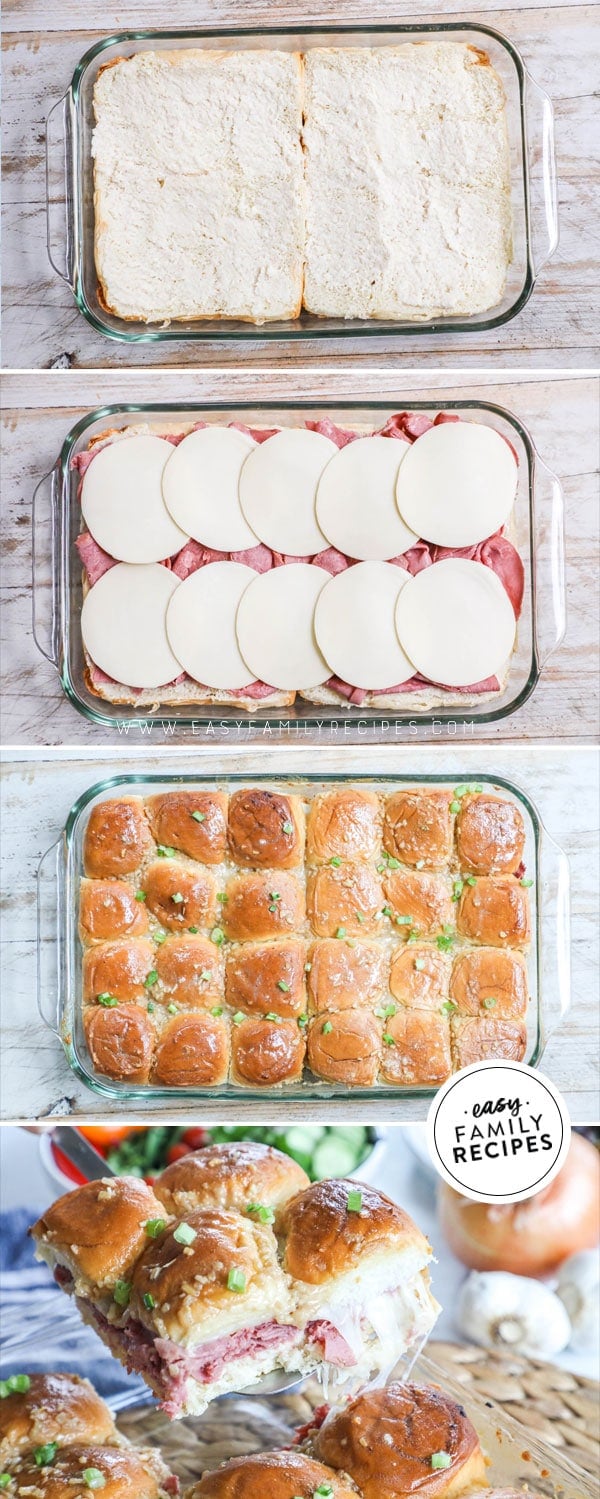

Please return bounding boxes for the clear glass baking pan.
[31,398,566,735]
[44,23,559,343]
[37,771,570,1104]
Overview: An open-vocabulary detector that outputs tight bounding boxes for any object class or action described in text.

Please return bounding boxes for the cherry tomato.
[78,1126,145,1151]
[181,1129,209,1150]
[166,1143,193,1165]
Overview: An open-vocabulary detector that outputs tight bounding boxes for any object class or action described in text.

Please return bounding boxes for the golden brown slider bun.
[307,862,383,938]
[225,939,307,1019]
[456,878,530,948]
[152,1013,230,1087]
[143,862,217,934]
[382,871,453,939]
[314,1380,487,1499]
[231,1017,306,1087]
[280,1179,430,1284]
[155,1142,309,1217]
[307,788,381,862]
[308,939,388,1013]
[31,1177,166,1292]
[83,939,155,1004]
[83,797,154,879]
[84,1005,154,1083]
[155,935,224,1007]
[79,880,150,943]
[456,793,525,876]
[189,1450,357,1498]
[451,1016,527,1069]
[222,873,305,941]
[130,1208,290,1341]
[0,1373,116,1460]
[384,789,453,870]
[449,948,529,1017]
[147,790,228,864]
[227,789,305,869]
[389,945,451,1010]
[380,1012,452,1087]
[4,1445,168,1499]
[307,1010,381,1086]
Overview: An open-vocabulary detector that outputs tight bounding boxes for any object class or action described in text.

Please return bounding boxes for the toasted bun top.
[5,1445,165,1499]
[190,1449,357,1498]
[83,797,154,879]
[146,791,228,864]
[31,1178,166,1290]
[281,1179,430,1284]
[314,1381,483,1498]
[155,1143,309,1216]
[227,789,305,869]
[0,1374,116,1458]
[130,1208,284,1339]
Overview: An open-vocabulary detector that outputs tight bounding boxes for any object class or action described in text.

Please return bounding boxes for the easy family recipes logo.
[427,1061,571,1203]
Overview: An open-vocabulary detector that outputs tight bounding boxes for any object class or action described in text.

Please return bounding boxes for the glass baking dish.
[31,398,566,736]
[44,23,558,343]
[37,770,570,1104]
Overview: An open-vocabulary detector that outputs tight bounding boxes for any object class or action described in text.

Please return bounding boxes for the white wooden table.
[1,743,597,1123]
[2,0,598,369]
[1,369,598,746]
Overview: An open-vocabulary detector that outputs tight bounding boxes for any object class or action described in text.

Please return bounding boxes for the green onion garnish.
[83,1471,106,1490]
[282,821,293,835]
[156,846,176,858]
[201,970,212,981]
[330,856,342,867]
[0,1477,11,1489]
[297,1014,308,1029]
[440,1001,457,1015]
[135,891,147,902]
[414,958,426,971]
[217,893,228,904]
[34,1445,57,1468]
[482,997,498,1009]
[144,1219,167,1238]
[265,1013,281,1023]
[0,1375,30,1396]
[210,927,225,945]
[431,1452,452,1470]
[191,811,206,822]
[113,1280,131,1307]
[520,877,533,888]
[188,926,199,933]
[452,879,464,902]
[167,1003,178,1015]
[232,1012,244,1025]
[383,1033,395,1047]
[144,970,158,988]
[147,1002,155,1014]
[347,1190,363,1213]
[335,927,346,939]
[396,914,412,926]
[450,801,461,814]
[227,1268,246,1293]
[246,1203,275,1224]
[322,1021,333,1034]
[171,892,184,905]
[211,1006,224,1017]
[153,931,168,944]
[97,993,118,1007]
[173,1222,197,1246]
[143,1293,155,1310]
[465,875,477,886]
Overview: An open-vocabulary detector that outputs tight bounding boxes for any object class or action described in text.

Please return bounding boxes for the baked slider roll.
[83,939,156,1004]
[152,1013,230,1087]
[313,1381,488,1499]
[80,880,150,943]
[455,793,525,876]
[146,792,228,865]
[222,872,305,941]
[225,939,307,1020]
[451,1016,527,1068]
[142,862,217,934]
[389,946,451,1010]
[383,790,453,871]
[382,871,453,940]
[307,862,384,938]
[456,878,530,948]
[307,788,381,863]
[279,1180,439,1380]
[231,1017,306,1087]
[0,1373,117,1462]
[308,939,388,1013]
[1,1445,174,1499]
[187,1451,357,1499]
[84,1005,155,1083]
[155,1142,309,1218]
[308,1011,381,1086]
[227,789,305,869]
[31,1177,167,1298]
[154,936,225,1009]
[380,1013,452,1088]
[84,798,154,879]
[449,948,529,1018]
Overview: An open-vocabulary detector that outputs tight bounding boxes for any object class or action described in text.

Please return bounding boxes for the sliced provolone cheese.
[161,426,258,551]
[313,562,415,691]
[395,421,518,547]
[238,429,334,554]
[81,435,189,563]
[394,559,516,687]
[315,436,418,560]
[166,562,257,689]
[235,563,331,689]
[81,563,181,689]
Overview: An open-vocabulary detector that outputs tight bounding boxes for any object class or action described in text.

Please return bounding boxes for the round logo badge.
[426,1061,571,1203]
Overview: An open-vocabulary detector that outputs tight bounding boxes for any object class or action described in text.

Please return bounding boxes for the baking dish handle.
[45,91,75,285]
[32,467,60,667]
[524,68,559,278]
[536,828,570,1062]
[532,451,566,667]
[37,837,66,1038]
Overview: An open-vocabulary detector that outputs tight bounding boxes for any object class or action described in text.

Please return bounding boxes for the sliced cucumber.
[312,1136,360,1180]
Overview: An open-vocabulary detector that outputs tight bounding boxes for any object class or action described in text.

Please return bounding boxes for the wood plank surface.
[2,4,598,368]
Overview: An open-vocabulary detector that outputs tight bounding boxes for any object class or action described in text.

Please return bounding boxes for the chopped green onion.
[147,1002,155,1014]
[322,1021,333,1035]
[465,875,477,886]
[217,893,228,904]
[415,859,425,870]
[167,1003,178,1015]
[314,1487,334,1498]
[246,1203,275,1224]
[395,914,412,926]
[277,980,290,993]
[143,1293,155,1310]
[0,1477,11,1489]
[482,997,498,1009]
[113,1280,131,1308]
[191,810,206,823]
[450,801,461,815]
[452,879,464,902]
[201,970,212,981]
[171,892,184,905]
[83,1471,106,1490]
[329,856,342,867]
[269,891,281,902]
[282,821,293,835]
[97,994,118,1007]
[153,930,168,945]
[227,1268,246,1293]
[304,962,312,972]
[144,1218,167,1238]
[173,1222,197,1246]
[211,1006,224,1017]
[232,1012,245,1026]
[355,911,365,923]
[188,926,199,933]
[34,1445,57,1468]
[521,877,534,888]
[381,905,393,918]
[156,845,176,858]
[297,1014,308,1029]
[440,1001,458,1016]
[436,926,456,953]
[407,930,420,944]
[375,1003,397,1019]
[431,1452,452,1470]
[347,1189,363,1213]
[0,1375,30,1396]
[335,926,346,939]
[387,856,400,870]
[382,1033,395,1047]
[135,890,147,902]
[414,958,426,972]
[211,927,225,945]
[265,1013,281,1023]
[144,970,158,988]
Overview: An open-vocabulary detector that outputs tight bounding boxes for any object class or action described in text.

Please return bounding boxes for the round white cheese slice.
[395,421,518,547]
[235,564,331,690]
[81,435,189,563]
[81,563,182,689]
[394,559,517,688]
[313,562,415,691]
[315,436,418,561]
[238,429,335,554]
[166,562,257,689]
[161,426,259,551]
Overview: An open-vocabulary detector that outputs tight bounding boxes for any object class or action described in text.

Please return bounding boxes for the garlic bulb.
[556,1250,600,1351]
[456,1271,571,1358]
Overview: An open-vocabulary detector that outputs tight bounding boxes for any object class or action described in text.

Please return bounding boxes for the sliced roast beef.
[312,547,350,575]
[306,1319,357,1366]
[304,418,358,448]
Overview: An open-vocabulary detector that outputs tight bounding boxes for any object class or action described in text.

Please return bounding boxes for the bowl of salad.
[39,1124,387,1196]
